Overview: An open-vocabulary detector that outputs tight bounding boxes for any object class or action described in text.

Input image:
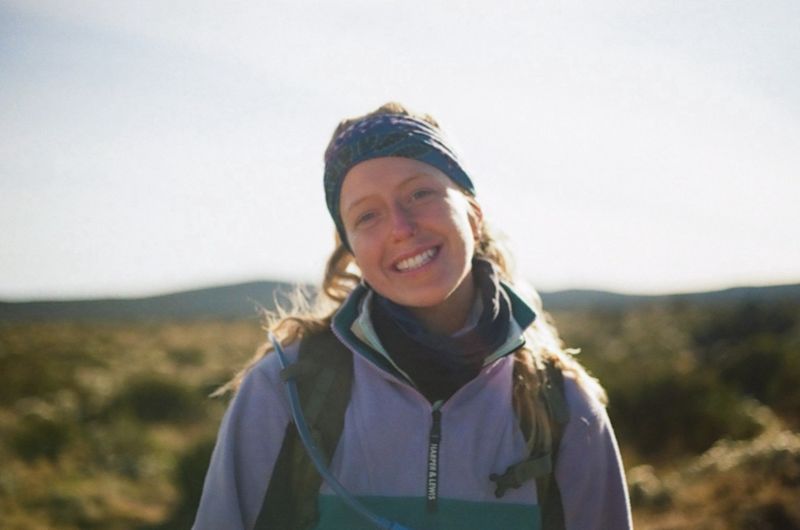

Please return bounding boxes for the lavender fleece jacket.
[193,287,632,530]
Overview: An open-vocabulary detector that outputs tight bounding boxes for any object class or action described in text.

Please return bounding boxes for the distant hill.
[0,281,295,322]
[1,281,798,322]
[539,283,800,311]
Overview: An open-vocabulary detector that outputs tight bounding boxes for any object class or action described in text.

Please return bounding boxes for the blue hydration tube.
[269,333,415,530]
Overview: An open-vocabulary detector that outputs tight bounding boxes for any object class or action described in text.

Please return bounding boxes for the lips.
[393,246,439,272]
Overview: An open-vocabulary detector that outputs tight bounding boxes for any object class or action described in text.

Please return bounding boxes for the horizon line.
[2,277,798,305]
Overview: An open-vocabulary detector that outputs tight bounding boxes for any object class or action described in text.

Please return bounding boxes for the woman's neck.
[407,272,477,335]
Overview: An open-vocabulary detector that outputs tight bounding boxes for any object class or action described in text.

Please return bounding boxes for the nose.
[389,202,416,241]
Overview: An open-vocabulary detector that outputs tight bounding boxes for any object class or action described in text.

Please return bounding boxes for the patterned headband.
[323,113,475,249]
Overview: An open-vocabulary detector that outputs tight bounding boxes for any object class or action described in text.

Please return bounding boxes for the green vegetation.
[1,296,799,529]
[107,375,205,424]
[552,299,800,528]
[0,320,259,530]
[553,300,800,461]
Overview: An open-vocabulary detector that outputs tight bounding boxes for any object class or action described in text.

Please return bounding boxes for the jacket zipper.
[330,320,524,513]
[427,401,443,513]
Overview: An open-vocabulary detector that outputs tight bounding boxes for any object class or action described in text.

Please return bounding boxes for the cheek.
[444,194,480,241]
[454,210,479,250]
[349,241,381,278]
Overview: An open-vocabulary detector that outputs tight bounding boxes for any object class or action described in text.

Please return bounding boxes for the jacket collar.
[330,280,537,378]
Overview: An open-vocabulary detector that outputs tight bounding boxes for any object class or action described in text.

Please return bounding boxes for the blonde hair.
[216,102,606,457]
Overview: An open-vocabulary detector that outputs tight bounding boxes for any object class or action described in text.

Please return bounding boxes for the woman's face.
[339,157,481,311]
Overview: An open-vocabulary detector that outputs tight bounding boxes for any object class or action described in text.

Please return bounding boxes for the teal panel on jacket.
[314,495,541,530]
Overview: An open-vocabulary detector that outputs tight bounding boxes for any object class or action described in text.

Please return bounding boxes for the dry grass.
[0,319,260,529]
[1,313,798,529]
[632,430,800,529]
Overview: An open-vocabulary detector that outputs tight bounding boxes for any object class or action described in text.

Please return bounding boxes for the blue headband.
[324,113,475,249]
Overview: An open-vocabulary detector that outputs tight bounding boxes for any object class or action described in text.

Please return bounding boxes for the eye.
[409,188,435,202]
[354,210,378,227]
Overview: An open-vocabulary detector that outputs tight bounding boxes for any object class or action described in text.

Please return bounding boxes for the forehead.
[339,157,453,207]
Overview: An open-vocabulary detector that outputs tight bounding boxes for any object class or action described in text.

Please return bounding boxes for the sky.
[1,1,799,300]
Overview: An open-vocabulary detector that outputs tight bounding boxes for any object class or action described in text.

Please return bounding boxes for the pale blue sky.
[2,1,798,300]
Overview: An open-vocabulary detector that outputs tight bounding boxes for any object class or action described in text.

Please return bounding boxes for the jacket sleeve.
[192,347,295,530]
[555,376,633,530]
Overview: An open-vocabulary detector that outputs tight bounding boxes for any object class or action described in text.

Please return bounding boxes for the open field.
[1,295,798,529]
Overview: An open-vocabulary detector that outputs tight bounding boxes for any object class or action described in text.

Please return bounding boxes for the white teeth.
[395,248,437,272]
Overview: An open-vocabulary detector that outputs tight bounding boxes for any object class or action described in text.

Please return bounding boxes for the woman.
[193,103,632,530]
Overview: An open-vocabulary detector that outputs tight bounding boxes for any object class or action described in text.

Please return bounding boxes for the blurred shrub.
[556,298,800,459]
[167,347,205,366]
[691,301,796,348]
[0,340,105,406]
[85,417,155,478]
[151,437,216,530]
[736,502,799,530]
[11,416,74,462]
[626,465,671,509]
[690,301,800,425]
[37,490,104,529]
[608,370,761,459]
[107,375,204,424]
[0,351,69,405]
[645,430,800,530]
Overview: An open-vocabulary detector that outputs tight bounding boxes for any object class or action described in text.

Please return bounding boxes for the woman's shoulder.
[236,340,302,397]
[561,369,608,427]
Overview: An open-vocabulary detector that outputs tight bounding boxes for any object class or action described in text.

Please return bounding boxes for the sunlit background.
[2,0,798,300]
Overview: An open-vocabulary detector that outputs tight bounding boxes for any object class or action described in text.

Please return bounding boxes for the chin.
[375,273,471,310]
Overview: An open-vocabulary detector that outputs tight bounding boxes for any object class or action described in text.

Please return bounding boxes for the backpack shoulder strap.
[255,329,354,530]
[489,356,570,530]
[536,358,568,530]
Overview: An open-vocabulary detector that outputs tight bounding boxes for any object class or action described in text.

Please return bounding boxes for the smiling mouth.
[394,247,439,272]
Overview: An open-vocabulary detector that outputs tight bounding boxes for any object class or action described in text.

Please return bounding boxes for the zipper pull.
[427,405,442,513]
